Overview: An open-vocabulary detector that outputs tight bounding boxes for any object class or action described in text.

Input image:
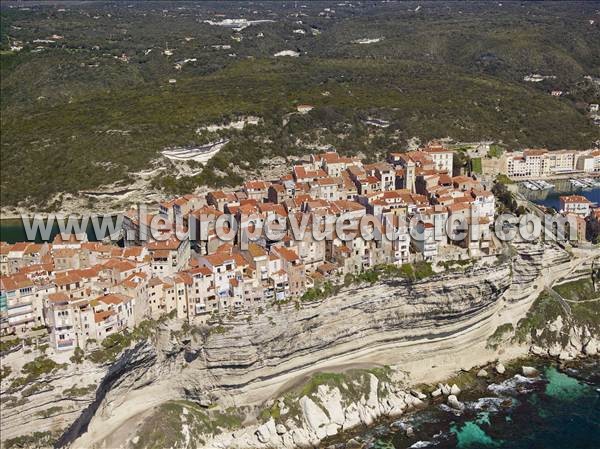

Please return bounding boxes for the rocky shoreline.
[326,354,600,449]
[201,337,600,449]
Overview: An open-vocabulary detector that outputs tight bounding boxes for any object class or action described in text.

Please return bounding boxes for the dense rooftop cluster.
[1,142,598,353]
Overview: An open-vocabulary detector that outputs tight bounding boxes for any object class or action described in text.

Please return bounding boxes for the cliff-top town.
[1,142,599,352]
[3,3,600,448]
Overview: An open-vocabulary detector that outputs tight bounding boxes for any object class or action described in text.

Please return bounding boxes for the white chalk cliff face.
[1,242,598,449]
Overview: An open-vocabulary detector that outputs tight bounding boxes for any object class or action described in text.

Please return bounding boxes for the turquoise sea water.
[357,360,600,449]
[447,367,598,449]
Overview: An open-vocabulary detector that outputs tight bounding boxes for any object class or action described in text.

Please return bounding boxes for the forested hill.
[1,1,599,209]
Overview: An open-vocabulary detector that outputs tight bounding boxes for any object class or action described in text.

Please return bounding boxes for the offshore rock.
[521,366,539,377]
[431,388,443,398]
[439,383,451,396]
[530,345,545,356]
[447,395,465,411]
[450,384,461,396]
[411,389,427,400]
[346,438,364,449]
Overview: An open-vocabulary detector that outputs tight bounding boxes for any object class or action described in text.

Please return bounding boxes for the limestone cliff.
[1,242,597,449]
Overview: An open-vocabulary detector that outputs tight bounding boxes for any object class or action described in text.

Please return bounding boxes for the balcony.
[8,314,34,325]
[7,304,33,317]
[7,298,33,309]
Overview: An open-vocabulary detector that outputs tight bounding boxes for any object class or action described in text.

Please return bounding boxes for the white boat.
[581,178,597,188]
[537,180,554,189]
[523,181,538,191]
[531,181,544,190]
[570,179,584,188]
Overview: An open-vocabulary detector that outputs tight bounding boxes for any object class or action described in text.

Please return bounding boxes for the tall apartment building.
[0,276,36,335]
[505,149,549,178]
[576,150,600,173]
[46,292,135,351]
[505,149,599,178]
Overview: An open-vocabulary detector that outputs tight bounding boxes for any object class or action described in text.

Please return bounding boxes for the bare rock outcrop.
[64,263,512,449]
[208,370,423,449]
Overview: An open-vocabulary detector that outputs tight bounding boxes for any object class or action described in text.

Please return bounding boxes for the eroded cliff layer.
[1,242,597,449]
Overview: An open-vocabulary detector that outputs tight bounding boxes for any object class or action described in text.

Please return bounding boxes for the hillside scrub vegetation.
[1,1,599,209]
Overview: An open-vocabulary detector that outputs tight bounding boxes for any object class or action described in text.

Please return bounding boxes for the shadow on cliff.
[54,341,159,448]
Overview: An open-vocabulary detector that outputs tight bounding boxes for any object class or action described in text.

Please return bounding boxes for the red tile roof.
[560,195,591,204]
[94,309,115,323]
